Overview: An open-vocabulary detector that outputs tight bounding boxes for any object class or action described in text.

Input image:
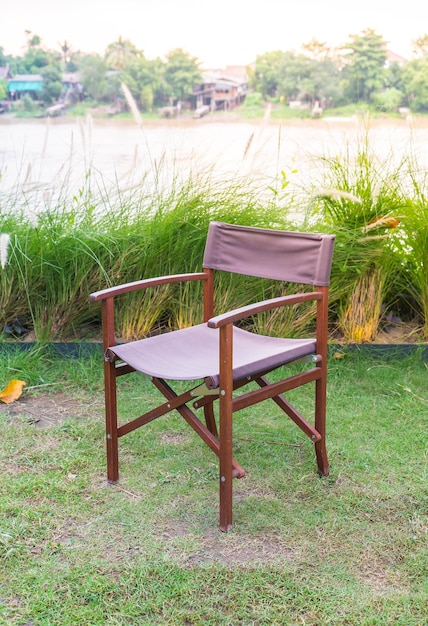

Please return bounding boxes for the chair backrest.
[203,222,335,286]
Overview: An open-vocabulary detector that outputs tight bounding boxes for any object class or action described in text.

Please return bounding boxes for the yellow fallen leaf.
[0,379,27,403]
[333,351,346,359]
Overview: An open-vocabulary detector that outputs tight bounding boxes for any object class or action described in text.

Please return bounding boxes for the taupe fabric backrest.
[203,222,335,286]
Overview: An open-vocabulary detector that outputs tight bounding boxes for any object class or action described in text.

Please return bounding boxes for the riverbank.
[2,106,427,126]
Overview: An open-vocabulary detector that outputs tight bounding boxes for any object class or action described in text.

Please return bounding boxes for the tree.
[250,48,343,106]
[277,51,314,102]
[309,57,344,106]
[412,35,428,58]
[58,40,80,72]
[140,85,154,111]
[25,30,41,49]
[163,48,201,104]
[79,54,109,101]
[341,28,387,103]
[59,40,72,66]
[121,55,166,109]
[249,51,284,98]
[0,79,7,101]
[18,31,51,72]
[40,63,63,105]
[401,57,428,111]
[105,37,139,71]
[301,38,331,61]
[0,46,10,66]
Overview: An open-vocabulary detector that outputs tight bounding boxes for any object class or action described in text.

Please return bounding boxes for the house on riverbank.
[5,71,84,108]
[7,74,43,99]
[193,66,248,111]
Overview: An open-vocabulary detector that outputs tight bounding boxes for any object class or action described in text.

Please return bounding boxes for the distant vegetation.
[2,28,428,117]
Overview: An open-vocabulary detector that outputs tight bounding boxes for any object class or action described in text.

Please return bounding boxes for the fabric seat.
[107,324,316,386]
[90,221,335,531]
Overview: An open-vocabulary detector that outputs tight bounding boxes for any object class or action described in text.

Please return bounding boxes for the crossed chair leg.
[103,362,328,532]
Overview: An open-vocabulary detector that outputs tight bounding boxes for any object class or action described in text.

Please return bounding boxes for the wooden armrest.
[207,292,322,328]
[90,272,208,302]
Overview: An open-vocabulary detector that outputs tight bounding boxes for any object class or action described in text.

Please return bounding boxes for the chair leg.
[315,376,329,476]
[104,360,119,483]
[219,325,233,532]
[219,395,233,532]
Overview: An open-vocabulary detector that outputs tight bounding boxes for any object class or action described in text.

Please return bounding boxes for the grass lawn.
[0,348,427,625]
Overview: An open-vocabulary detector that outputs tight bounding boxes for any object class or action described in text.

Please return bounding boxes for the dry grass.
[339,268,385,343]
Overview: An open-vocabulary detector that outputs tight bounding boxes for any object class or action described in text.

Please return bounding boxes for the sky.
[2,0,427,68]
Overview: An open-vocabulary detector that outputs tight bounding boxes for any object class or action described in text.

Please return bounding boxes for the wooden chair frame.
[90,222,334,531]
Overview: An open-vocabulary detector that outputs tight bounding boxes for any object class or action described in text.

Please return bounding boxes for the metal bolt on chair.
[90,221,335,531]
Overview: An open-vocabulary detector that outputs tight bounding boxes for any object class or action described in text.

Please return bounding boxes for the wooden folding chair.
[90,221,335,531]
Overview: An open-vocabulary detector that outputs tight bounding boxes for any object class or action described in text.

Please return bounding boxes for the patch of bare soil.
[332,320,424,345]
[156,520,296,567]
[373,321,423,344]
[0,392,101,428]
[187,532,295,567]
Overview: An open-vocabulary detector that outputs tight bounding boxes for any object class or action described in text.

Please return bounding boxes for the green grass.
[0,349,427,624]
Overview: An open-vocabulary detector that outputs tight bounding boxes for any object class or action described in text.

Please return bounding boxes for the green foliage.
[308,128,422,338]
[40,63,63,105]
[250,49,342,105]
[342,28,388,103]
[249,50,284,97]
[390,177,428,338]
[58,40,78,72]
[21,93,37,112]
[401,57,428,112]
[121,56,166,108]
[78,54,110,101]
[12,32,55,74]
[0,170,290,341]
[243,91,263,107]
[140,84,154,111]
[277,51,315,102]
[105,37,139,71]
[239,92,266,119]
[0,78,7,101]
[163,48,201,103]
[372,87,404,112]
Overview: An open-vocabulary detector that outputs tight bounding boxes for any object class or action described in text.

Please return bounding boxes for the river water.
[1,113,428,216]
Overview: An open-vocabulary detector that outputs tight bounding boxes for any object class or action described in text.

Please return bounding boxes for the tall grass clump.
[0,189,129,340]
[110,172,293,339]
[1,164,296,341]
[0,215,43,333]
[387,170,428,339]
[339,267,384,342]
[309,129,412,342]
